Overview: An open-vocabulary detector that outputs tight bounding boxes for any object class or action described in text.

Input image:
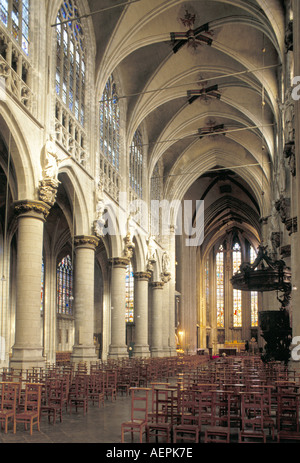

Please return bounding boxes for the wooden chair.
[15,383,42,435]
[239,392,266,443]
[173,389,201,443]
[40,378,67,424]
[68,375,89,415]
[276,392,300,441]
[121,387,151,443]
[146,386,175,443]
[0,382,19,434]
[105,370,117,401]
[89,372,105,407]
[204,390,232,443]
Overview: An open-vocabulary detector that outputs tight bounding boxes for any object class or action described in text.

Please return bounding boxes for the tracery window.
[100,75,120,170]
[129,129,143,198]
[55,0,85,126]
[125,263,134,323]
[232,242,242,327]
[57,255,73,315]
[216,244,224,328]
[250,246,258,327]
[0,0,30,54]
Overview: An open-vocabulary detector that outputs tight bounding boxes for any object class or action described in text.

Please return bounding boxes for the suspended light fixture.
[230,244,291,295]
[230,39,291,306]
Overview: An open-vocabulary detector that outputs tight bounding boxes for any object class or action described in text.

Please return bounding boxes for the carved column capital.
[74,235,99,250]
[14,200,51,221]
[109,257,130,269]
[150,281,164,289]
[134,271,152,281]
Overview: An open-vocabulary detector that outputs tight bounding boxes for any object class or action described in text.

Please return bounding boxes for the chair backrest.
[180,389,201,426]
[240,392,264,430]
[0,382,19,411]
[129,387,151,422]
[24,383,42,413]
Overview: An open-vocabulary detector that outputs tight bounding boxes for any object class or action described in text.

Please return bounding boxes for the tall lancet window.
[232,242,242,327]
[0,0,30,54]
[57,255,73,315]
[100,74,120,170]
[130,129,143,198]
[125,263,134,323]
[250,246,258,327]
[55,0,86,126]
[216,244,224,328]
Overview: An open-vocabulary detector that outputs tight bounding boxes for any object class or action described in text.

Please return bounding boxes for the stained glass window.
[100,75,120,171]
[55,0,85,126]
[125,263,134,323]
[216,244,224,328]
[250,246,258,327]
[57,255,73,315]
[205,257,210,323]
[0,0,30,54]
[232,242,242,327]
[130,129,143,198]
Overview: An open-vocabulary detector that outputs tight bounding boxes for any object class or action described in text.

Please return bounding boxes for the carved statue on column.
[274,194,290,225]
[123,215,135,259]
[93,180,107,237]
[38,137,61,206]
[161,251,171,283]
[146,235,156,272]
[284,141,296,176]
[283,90,296,176]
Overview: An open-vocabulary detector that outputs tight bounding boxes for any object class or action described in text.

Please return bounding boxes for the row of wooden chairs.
[121,355,300,443]
[0,382,42,435]
[0,354,210,434]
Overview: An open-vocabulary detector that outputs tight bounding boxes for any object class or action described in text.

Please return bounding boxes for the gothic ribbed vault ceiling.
[87,0,284,239]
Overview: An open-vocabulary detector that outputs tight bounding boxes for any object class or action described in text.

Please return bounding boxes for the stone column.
[168,226,177,356]
[71,235,99,364]
[290,0,300,367]
[10,200,50,371]
[150,281,164,357]
[161,282,170,355]
[109,257,129,358]
[133,272,151,357]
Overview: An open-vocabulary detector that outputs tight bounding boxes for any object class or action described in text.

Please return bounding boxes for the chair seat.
[205,425,230,434]
[174,424,200,432]
[122,419,146,427]
[0,409,14,416]
[16,411,38,418]
[239,430,266,443]
[173,424,201,443]
[205,426,231,443]
[277,430,300,442]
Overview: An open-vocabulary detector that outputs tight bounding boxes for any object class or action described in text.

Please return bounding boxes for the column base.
[71,345,97,365]
[133,345,151,358]
[150,347,164,358]
[10,346,46,371]
[168,347,178,357]
[108,345,129,359]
